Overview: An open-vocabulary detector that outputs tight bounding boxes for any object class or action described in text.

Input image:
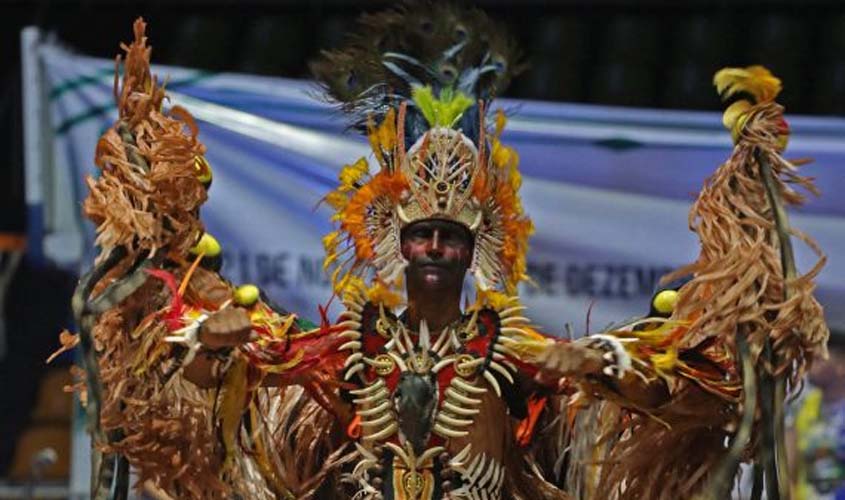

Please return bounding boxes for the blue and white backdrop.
[32,42,845,337]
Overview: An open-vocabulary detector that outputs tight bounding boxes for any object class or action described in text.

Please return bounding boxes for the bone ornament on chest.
[339,295,522,499]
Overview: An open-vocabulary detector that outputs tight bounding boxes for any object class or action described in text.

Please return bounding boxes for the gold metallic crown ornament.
[398,127,483,231]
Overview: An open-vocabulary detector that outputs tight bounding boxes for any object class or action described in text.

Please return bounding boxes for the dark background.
[0,0,843,482]
[2,0,845,232]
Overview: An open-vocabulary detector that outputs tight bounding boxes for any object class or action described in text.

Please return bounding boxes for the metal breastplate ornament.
[337,290,530,500]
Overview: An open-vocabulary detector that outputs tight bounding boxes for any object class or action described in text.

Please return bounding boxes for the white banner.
[36,42,845,338]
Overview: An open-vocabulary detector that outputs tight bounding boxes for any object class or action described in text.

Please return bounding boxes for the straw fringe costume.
[65,7,828,500]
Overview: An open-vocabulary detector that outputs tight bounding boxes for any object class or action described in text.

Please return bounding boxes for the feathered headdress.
[314,2,532,296]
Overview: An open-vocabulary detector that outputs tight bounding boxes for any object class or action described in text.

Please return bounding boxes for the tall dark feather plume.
[310,2,521,146]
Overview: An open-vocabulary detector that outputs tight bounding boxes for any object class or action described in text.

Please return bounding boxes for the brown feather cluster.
[593,387,734,499]
[259,387,355,498]
[311,1,521,131]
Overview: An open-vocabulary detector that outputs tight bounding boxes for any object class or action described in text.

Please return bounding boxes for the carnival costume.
[64,5,829,500]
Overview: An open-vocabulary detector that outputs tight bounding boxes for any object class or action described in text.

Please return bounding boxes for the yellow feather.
[473,288,513,311]
[272,313,297,339]
[261,348,305,373]
[367,108,397,167]
[331,265,354,293]
[339,275,366,298]
[713,65,782,104]
[722,100,752,132]
[495,109,507,137]
[378,109,397,152]
[366,281,404,308]
[626,318,689,343]
[367,115,380,156]
[324,191,349,210]
[650,347,678,375]
[508,156,522,189]
[322,231,340,254]
[491,140,511,169]
[338,158,370,191]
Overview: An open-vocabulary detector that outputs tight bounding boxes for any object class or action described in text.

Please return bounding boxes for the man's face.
[401,219,473,292]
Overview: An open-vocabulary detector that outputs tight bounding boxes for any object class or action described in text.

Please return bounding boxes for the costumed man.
[64,5,829,500]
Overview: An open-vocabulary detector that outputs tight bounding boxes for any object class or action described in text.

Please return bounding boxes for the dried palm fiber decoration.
[68,18,224,500]
[314,1,533,296]
[566,66,829,500]
[65,19,351,499]
[85,23,207,260]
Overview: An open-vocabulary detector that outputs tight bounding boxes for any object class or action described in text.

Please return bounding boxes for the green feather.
[412,85,474,127]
